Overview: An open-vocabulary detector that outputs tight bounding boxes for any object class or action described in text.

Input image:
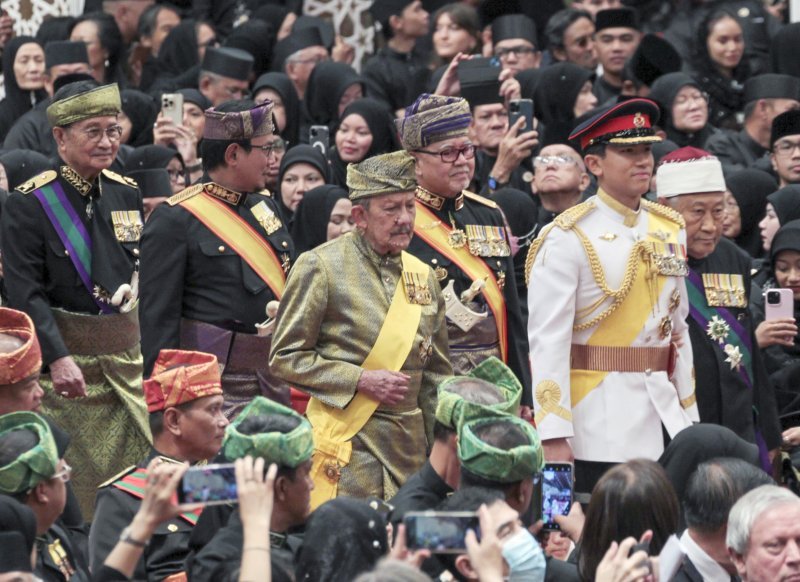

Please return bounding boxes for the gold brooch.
[323,461,341,483]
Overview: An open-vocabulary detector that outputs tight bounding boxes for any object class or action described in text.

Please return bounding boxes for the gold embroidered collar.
[205,182,243,205]
[415,186,464,211]
[597,188,639,227]
[60,165,94,196]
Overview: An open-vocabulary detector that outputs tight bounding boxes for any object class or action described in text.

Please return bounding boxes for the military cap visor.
[569,98,661,151]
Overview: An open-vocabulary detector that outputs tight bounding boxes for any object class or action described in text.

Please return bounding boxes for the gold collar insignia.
[60,165,93,196]
[205,182,243,205]
[415,186,445,210]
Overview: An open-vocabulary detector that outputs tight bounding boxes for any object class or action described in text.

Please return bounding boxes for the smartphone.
[541,462,573,531]
[765,288,794,321]
[309,125,330,158]
[178,463,237,505]
[404,511,479,553]
[161,93,184,126]
[509,98,534,134]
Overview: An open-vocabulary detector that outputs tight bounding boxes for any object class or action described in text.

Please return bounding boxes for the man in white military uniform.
[526,99,699,493]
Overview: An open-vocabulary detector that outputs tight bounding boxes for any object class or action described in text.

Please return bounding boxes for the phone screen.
[541,463,573,530]
[404,512,480,553]
[178,463,238,505]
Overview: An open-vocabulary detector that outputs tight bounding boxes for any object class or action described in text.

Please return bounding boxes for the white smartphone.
[161,93,184,126]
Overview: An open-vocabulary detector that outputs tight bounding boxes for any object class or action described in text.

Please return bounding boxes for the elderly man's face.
[533,144,585,196]
[413,136,475,198]
[668,192,725,259]
[352,191,416,256]
[732,503,800,581]
[471,103,507,153]
[55,114,121,180]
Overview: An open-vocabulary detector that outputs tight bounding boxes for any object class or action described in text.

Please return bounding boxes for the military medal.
[280,253,291,274]
[724,344,743,371]
[464,224,510,257]
[652,242,688,277]
[251,201,282,235]
[92,285,112,305]
[448,217,467,249]
[434,267,448,281]
[402,271,432,305]
[668,288,681,313]
[419,336,433,365]
[659,315,673,339]
[706,315,730,344]
[111,211,144,242]
[702,273,746,307]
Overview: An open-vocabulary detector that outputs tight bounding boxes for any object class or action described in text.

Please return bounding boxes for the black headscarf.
[727,169,777,258]
[252,72,301,145]
[534,62,594,147]
[649,72,716,148]
[768,185,800,227]
[121,89,159,148]
[290,184,349,253]
[0,37,46,141]
[771,22,800,78]
[295,497,388,582]
[276,144,330,224]
[124,144,183,172]
[0,150,51,191]
[158,19,201,78]
[0,495,37,573]
[329,98,400,187]
[304,61,364,128]
[224,18,275,78]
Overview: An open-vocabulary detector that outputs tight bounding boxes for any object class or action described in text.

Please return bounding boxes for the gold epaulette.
[642,199,685,228]
[463,190,498,209]
[256,188,272,198]
[16,170,57,194]
[524,223,558,284]
[102,169,139,188]
[553,200,596,230]
[98,465,137,488]
[167,184,204,206]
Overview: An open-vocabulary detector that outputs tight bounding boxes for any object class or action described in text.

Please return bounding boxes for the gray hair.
[726,485,800,553]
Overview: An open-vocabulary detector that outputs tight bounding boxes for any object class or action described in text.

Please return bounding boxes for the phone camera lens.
[767,291,781,305]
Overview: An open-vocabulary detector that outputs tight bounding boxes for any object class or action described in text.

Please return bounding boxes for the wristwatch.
[120,526,149,548]
[487,175,507,192]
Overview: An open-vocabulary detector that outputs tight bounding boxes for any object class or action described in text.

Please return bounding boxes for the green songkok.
[0,412,59,494]
[435,356,522,429]
[458,415,544,483]
[222,396,313,468]
[46,83,121,128]
[347,150,417,201]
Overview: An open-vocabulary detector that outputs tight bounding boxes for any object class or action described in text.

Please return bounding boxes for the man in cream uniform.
[526,99,698,493]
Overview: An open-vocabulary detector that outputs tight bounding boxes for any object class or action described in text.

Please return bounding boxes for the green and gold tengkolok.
[435,356,522,429]
[347,150,417,201]
[222,396,314,467]
[46,83,122,128]
[0,412,59,494]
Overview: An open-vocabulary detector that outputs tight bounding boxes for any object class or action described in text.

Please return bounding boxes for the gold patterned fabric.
[40,308,151,519]
[347,151,417,200]
[46,83,121,127]
[270,231,452,499]
[203,102,274,140]
[396,93,472,150]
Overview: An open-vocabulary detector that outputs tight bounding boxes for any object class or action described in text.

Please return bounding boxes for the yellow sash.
[180,192,286,298]
[413,201,508,362]
[305,251,428,508]
[570,210,675,407]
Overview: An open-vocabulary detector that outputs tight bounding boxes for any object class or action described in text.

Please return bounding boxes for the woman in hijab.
[152,20,217,93]
[650,72,719,149]
[224,18,275,79]
[0,150,51,192]
[252,72,301,145]
[534,62,597,147]
[723,169,777,258]
[276,145,328,226]
[303,61,365,134]
[688,7,748,130]
[119,89,159,148]
[290,185,353,254]
[124,144,186,195]
[759,185,800,255]
[0,37,46,143]
[329,98,400,188]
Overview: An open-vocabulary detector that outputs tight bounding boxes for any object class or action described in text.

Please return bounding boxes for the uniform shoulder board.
[167,184,204,206]
[553,200,596,230]
[16,170,57,194]
[463,190,498,209]
[98,465,137,488]
[257,188,272,198]
[102,169,139,188]
[642,199,686,228]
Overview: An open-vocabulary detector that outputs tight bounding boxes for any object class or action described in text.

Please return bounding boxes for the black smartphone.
[404,511,480,553]
[509,98,534,134]
[178,463,238,505]
[541,462,573,531]
[309,125,330,158]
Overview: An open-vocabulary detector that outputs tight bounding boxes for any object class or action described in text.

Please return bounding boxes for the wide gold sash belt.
[570,344,670,373]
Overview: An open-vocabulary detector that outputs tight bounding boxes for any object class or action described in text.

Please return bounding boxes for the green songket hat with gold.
[458,415,544,483]
[0,412,59,494]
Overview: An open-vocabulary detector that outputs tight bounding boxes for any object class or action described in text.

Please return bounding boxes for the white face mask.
[501,528,547,582]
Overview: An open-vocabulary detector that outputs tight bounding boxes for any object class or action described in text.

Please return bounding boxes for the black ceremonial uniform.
[388,460,452,528]
[89,449,195,581]
[408,188,532,405]
[36,523,90,582]
[139,178,295,416]
[362,47,431,114]
[686,237,781,450]
[1,165,141,365]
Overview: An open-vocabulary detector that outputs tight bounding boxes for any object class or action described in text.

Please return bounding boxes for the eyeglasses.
[77,125,123,143]
[673,92,709,107]
[533,155,577,167]
[51,462,72,483]
[495,45,537,59]
[166,169,185,181]
[254,138,289,158]
[774,140,800,157]
[415,144,476,163]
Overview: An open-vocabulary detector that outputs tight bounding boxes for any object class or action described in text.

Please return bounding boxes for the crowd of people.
[1,0,800,580]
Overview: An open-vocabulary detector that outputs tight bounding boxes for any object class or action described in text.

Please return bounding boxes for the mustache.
[391,227,412,235]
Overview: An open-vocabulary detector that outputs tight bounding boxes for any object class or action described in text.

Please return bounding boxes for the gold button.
[167,524,178,532]
[218,245,225,253]
[282,241,288,248]
[133,248,140,256]
[431,258,438,265]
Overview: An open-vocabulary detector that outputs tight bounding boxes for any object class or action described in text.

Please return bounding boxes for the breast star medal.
[723,344,743,371]
[706,315,730,344]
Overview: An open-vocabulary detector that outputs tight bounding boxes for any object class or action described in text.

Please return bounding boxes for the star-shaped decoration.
[706,315,730,344]
[724,344,743,371]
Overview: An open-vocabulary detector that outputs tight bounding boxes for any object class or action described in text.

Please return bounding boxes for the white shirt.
[680,529,732,582]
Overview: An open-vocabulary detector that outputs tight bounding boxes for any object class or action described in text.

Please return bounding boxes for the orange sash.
[181,193,286,298]
[413,201,508,361]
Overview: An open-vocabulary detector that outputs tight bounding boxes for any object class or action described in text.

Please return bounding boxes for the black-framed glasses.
[774,140,800,157]
[415,144,476,163]
[495,45,537,59]
[254,138,289,158]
